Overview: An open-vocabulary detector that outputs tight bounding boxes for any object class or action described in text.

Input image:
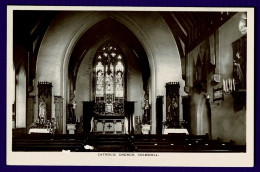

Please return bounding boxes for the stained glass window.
[115,61,124,97]
[105,64,114,94]
[96,62,104,97]
[94,41,125,114]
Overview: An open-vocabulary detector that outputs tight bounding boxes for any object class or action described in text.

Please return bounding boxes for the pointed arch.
[61,12,156,133]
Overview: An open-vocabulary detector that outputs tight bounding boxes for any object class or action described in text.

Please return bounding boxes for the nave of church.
[10,9,249,152]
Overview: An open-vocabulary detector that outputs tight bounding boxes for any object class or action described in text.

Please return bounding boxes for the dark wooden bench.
[13,134,86,152]
[12,134,246,152]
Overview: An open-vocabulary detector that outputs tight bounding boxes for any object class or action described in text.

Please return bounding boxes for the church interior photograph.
[10,8,250,153]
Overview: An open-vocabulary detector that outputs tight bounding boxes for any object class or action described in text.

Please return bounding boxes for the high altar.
[83,99,134,134]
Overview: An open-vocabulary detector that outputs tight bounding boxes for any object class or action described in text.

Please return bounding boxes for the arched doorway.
[190,93,211,136]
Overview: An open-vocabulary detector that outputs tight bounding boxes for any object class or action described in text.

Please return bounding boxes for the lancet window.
[93,41,125,116]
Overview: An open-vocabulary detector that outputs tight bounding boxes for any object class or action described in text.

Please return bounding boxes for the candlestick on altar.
[225,80,228,92]
[223,79,226,92]
[233,79,236,91]
[229,79,232,91]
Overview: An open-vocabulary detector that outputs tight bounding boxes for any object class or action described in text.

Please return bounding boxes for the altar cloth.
[163,128,189,135]
[28,128,52,134]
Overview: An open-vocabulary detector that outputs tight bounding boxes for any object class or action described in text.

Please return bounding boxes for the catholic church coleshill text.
[11,9,249,152]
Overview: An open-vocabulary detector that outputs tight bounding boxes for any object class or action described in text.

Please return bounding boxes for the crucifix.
[107,124,112,129]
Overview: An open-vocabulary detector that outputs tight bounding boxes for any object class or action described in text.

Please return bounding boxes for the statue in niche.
[68,96,76,123]
[39,98,47,121]
[232,36,246,90]
[38,81,52,121]
[167,96,178,122]
[232,36,247,112]
[90,117,94,132]
[142,99,150,124]
[165,82,180,128]
[234,52,244,89]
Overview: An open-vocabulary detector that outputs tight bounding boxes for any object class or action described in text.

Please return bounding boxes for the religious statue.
[68,96,76,123]
[144,99,150,110]
[90,117,94,132]
[142,98,150,124]
[167,97,178,122]
[39,98,47,121]
[234,52,245,89]
[165,82,180,128]
[124,117,129,134]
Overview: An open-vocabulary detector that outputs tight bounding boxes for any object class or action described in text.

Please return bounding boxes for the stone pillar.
[27,96,36,133]
[54,96,63,134]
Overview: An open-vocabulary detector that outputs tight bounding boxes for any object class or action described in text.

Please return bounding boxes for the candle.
[227,80,229,92]
[227,79,229,91]
[228,79,230,91]
[229,79,232,91]
[225,80,228,92]
[223,79,226,92]
[233,79,235,91]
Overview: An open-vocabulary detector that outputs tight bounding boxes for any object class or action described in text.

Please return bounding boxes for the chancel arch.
[33,11,182,134]
[71,18,151,134]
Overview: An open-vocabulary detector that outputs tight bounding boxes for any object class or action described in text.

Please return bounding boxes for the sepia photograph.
[6,6,254,166]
